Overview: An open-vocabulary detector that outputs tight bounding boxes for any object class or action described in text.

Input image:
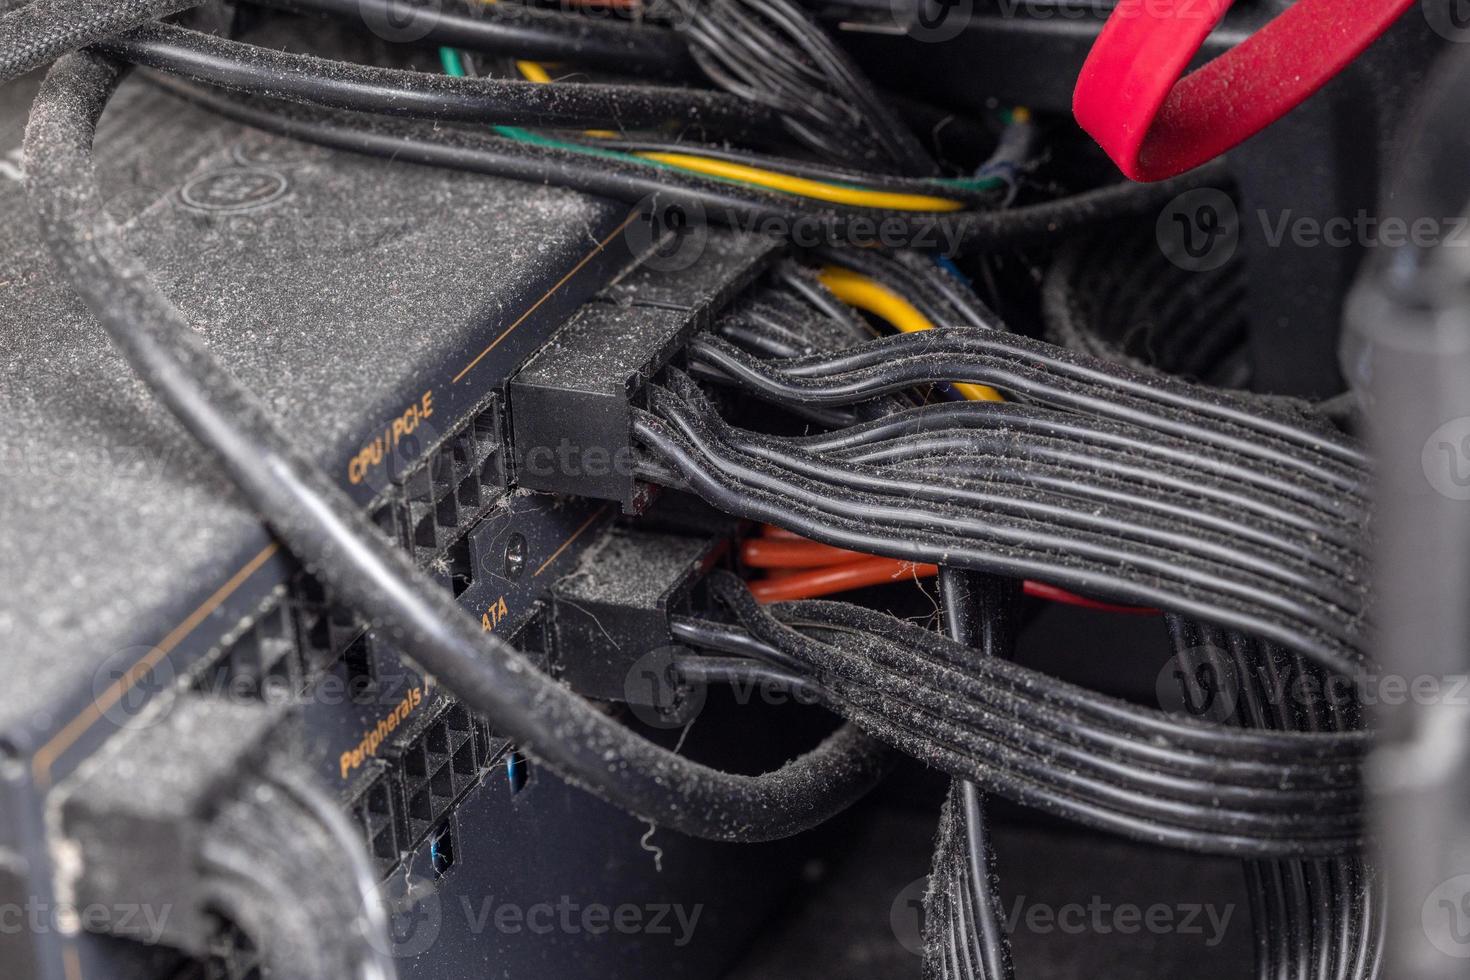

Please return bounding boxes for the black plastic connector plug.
[59,698,288,956]
[509,233,779,510]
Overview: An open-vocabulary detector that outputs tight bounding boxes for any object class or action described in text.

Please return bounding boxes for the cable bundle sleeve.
[0,0,199,84]
[687,575,1367,858]
[636,364,1369,674]
[1165,617,1384,979]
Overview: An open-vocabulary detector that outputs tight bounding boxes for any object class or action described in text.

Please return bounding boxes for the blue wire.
[933,254,972,288]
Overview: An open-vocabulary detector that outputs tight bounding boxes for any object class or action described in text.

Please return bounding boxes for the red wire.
[1073,0,1414,181]
[750,557,939,602]
[742,538,867,568]
[1020,580,1157,617]
[746,549,1158,617]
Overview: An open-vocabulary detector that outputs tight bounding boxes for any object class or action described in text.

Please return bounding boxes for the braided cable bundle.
[642,342,1371,675]
[695,574,1366,858]
[922,784,1012,980]
[0,0,200,84]
[667,0,935,175]
[1167,618,1384,979]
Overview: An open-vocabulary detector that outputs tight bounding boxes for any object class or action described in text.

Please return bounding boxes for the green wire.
[439,46,466,78]
[435,46,1001,200]
[937,174,1006,192]
[440,46,697,169]
[439,45,826,190]
[492,124,658,167]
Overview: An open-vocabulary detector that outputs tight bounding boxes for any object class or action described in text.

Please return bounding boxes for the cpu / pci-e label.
[347,389,436,485]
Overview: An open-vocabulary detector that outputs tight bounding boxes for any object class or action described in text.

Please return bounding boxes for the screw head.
[504,533,528,580]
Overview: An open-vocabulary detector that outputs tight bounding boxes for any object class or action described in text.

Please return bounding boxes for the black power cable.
[697,576,1365,857]
[668,0,934,175]
[653,380,1364,607]
[687,332,1367,476]
[25,50,893,846]
[634,384,1369,675]
[253,0,694,77]
[104,20,774,138]
[202,768,397,980]
[137,69,1226,257]
[792,405,1362,555]
[1165,617,1384,980]
[675,655,814,696]
[669,616,1366,778]
[636,414,1359,675]
[935,568,1016,980]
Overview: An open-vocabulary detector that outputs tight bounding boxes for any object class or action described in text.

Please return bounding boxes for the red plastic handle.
[1073,0,1414,182]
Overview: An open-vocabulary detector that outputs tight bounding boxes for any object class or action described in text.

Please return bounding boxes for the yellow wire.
[636,152,965,212]
[817,265,1004,402]
[464,1,556,86]
[515,59,553,83]
[506,43,963,212]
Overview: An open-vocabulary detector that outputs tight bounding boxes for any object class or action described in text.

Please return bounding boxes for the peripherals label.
[339,683,427,781]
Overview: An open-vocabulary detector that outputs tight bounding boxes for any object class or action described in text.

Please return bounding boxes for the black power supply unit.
[0,70,798,980]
